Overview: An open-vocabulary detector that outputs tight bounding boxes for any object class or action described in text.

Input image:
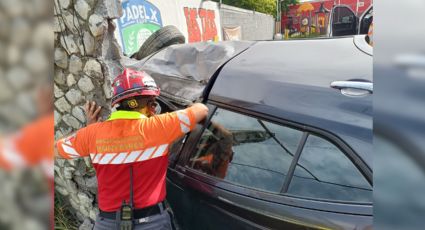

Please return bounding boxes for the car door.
[166,103,217,230]
[330,5,358,37]
[167,104,372,230]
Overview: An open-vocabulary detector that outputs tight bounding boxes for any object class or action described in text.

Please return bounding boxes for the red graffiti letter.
[207,10,217,41]
[198,9,217,41]
[184,7,201,43]
[198,9,207,41]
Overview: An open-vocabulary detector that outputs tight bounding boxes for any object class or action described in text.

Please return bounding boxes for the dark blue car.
[131,35,373,230]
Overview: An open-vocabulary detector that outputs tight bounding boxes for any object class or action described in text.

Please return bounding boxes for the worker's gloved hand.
[85,101,102,125]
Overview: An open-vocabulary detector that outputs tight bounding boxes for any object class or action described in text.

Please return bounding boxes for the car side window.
[188,108,303,193]
[287,134,372,202]
[333,7,355,24]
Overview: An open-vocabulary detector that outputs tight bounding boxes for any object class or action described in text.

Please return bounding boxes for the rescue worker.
[0,81,54,229]
[0,80,54,177]
[55,68,209,230]
[191,121,233,179]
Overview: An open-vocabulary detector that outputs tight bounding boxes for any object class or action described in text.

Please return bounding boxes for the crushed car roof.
[124,41,254,104]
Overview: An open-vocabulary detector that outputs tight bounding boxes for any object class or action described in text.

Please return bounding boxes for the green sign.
[118,0,163,55]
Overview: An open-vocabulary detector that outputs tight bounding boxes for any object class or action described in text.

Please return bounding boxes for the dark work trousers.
[93,205,173,230]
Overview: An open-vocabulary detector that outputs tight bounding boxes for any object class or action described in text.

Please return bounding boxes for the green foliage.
[213,0,299,18]
[214,0,277,16]
[280,0,299,13]
[55,194,79,230]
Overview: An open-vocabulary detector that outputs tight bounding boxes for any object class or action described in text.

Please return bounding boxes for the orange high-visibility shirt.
[0,113,54,178]
[56,108,196,212]
[0,113,54,230]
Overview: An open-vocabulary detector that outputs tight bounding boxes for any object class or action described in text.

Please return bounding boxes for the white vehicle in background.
[329,4,373,37]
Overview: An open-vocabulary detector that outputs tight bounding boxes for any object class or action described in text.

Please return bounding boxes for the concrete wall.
[220,4,275,41]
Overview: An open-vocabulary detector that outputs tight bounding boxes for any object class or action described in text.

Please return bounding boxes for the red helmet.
[111,68,160,106]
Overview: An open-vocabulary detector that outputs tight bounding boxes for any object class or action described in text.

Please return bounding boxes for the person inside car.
[191,121,233,179]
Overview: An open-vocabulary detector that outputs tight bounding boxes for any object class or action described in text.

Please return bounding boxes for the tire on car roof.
[132,25,185,60]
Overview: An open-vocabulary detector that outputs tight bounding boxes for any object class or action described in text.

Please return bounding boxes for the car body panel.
[167,169,372,229]
[167,103,372,229]
[167,163,372,230]
[208,37,372,168]
[134,37,374,230]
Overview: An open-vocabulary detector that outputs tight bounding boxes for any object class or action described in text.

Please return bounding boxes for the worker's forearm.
[54,142,64,159]
[54,131,77,159]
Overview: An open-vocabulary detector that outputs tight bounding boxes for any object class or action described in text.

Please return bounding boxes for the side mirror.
[330,6,358,37]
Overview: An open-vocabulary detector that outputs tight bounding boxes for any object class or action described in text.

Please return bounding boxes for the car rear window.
[188,108,303,193]
[287,134,372,202]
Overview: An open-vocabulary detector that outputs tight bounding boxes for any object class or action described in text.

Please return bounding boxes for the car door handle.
[331,81,373,93]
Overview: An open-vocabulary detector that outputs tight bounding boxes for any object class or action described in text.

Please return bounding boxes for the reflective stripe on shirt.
[107,111,147,121]
[176,110,191,133]
[89,144,169,165]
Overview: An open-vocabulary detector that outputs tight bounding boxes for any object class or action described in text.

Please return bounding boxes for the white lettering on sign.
[131,5,139,19]
[150,8,157,22]
[358,2,364,7]
[127,7,134,21]
[121,4,157,24]
[139,5,146,20]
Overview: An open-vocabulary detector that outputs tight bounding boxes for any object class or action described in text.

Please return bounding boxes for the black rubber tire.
[132,25,185,60]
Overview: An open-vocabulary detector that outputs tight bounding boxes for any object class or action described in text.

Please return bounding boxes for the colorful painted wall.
[281,0,372,37]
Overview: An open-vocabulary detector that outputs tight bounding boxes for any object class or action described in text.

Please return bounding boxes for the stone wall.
[0,0,51,229]
[53,0,123,227]
[0,0,51,132]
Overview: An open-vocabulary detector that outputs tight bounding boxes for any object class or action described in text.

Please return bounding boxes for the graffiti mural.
[117,0,163,55]
[184,7,218,43]
[282,0,372,38]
